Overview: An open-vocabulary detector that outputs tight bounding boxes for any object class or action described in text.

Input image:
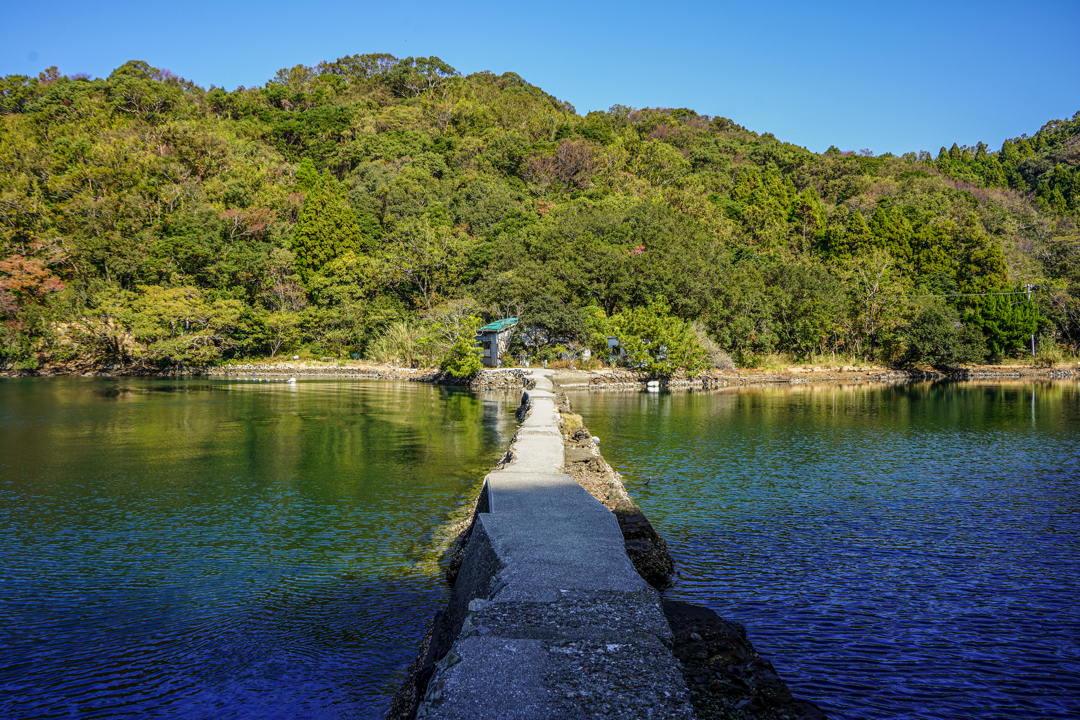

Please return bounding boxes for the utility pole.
[1024,284,1035,357]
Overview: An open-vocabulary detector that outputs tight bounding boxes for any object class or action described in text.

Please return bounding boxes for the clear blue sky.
[2,0,1077,155]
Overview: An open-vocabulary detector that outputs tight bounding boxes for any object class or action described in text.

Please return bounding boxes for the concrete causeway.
[416,370,695,719]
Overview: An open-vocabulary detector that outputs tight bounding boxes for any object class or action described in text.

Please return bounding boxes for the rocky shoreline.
[5,358,1074,388]
[552,364,1076,390]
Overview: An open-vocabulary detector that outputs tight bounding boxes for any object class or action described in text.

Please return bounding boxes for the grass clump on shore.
[561,412,584,433]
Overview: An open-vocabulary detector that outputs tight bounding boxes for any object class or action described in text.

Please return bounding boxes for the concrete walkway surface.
[416,371,695,720]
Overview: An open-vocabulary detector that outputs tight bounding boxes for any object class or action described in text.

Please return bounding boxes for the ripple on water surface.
[570,382,1080,720]
[0,378,519,719]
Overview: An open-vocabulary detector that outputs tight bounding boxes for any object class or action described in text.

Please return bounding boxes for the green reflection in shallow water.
[0,377,519,718]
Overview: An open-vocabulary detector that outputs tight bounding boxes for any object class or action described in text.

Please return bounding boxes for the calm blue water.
[570,381,1080,720]
[0,377,519,719]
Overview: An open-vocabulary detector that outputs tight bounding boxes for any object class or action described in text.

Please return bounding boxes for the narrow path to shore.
[390,370,830,720]
[412,370,696,719]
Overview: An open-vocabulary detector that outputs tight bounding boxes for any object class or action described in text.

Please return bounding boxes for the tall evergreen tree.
[292,177,365,272]
[846,211,874,258]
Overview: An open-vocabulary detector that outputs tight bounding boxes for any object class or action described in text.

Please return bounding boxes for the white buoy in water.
[646,380,660,392]
[287,378,296,384]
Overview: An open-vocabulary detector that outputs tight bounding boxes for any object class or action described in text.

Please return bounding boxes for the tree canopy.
[1,56,1077,371]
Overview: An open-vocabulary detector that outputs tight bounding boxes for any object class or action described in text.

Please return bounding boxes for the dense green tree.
[766,262,844,359]
[295,157,321,191]
[869,207,914,265]
[106,60,191,119]
[511,294,589,358]
[431,310,483,378]
[837,249,910,360]
[790,187,827,254]
[385,56,459,98]
[955,215,1008,294]
[910,219,957,283]
[383,220,473,310]
[127,285,252,365]
[901,303,987,366]
[704,259,843,363]
[843,211,874,259]
[963,293,1041,359]
[611,298,708,375]
[293,177,366,272]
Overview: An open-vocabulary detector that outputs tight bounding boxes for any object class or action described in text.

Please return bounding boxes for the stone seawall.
[12,359,1074,387]
[389,371,827,720]
[207,364,533,389]
[554,365,1076,390]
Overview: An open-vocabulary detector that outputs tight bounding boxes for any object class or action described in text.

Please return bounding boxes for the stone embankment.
[9,358,1076,388]
[209,364,533,389]
[205,363,446,382]
[390,371,827,720]
[950,365,1079,380]
[553,364,1076,390]
[470,368,532,390]
[553,367,932,391]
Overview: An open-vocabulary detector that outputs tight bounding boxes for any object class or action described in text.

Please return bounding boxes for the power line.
[902,290,1032,299]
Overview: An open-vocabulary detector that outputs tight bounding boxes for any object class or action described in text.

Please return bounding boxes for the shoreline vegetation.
[2,56,1079,379]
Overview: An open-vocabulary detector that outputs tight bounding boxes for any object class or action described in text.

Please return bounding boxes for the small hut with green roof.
[475,318,518,368]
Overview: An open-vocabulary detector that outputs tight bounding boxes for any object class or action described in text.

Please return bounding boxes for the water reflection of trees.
[0,378,520,569]
[580,380,1079,433]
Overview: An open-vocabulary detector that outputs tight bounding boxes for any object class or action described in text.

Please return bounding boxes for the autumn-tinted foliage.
[1,56,1077,370]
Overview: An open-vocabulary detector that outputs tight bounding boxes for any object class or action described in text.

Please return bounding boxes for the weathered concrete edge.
[554,389,830,720]
[393,371,696,720]
[389,372,830,720]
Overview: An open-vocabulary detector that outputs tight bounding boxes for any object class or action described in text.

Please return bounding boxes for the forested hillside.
[1,56,1078,373]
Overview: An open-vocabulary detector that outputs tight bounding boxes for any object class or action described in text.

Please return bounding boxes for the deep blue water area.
[570,381,1080,720]
[0,377,519,719]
